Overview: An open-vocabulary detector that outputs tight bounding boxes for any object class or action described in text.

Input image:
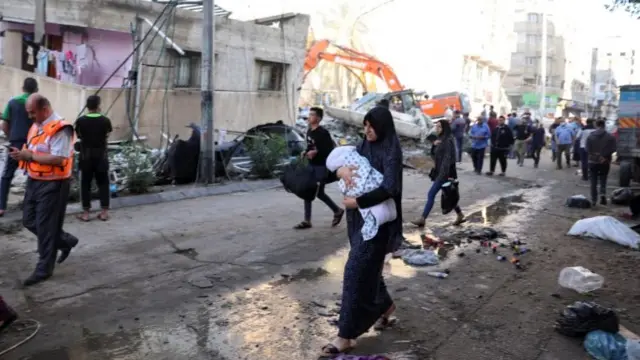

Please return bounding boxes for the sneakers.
[453,213,466,226]
[600,196,608,206]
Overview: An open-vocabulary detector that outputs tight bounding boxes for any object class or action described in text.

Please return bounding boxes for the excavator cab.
[383,90,420,114]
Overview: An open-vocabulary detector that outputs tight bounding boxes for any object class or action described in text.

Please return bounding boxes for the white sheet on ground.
[567,216,640,249]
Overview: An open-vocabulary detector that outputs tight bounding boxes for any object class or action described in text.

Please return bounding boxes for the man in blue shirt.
[554,122,574,169]
[469,116,491,174]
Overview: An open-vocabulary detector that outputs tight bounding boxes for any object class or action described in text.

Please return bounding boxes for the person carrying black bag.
[411,120,465,227]
[74,95,112,222]
[293,107,344,230]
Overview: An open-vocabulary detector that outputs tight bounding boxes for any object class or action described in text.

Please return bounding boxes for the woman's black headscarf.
[437,119,452,138]
[359,106,404,252]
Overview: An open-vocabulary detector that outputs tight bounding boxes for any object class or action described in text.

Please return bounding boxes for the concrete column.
[2,30,22,68]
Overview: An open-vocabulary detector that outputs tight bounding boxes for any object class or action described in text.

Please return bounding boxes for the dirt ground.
[1,149,639,360]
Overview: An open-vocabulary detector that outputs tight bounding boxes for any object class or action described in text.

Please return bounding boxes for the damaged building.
[0,0,310,146]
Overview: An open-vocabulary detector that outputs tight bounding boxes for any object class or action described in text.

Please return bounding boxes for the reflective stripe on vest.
[20,119,75,181]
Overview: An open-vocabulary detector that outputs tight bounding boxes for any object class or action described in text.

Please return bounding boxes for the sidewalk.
[0,179,281,228]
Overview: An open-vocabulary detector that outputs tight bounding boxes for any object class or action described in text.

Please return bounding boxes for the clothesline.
[27,41,87,84]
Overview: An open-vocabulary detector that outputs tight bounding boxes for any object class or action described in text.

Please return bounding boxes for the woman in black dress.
[319,106,404,357]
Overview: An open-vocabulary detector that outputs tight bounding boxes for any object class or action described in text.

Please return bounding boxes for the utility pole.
[539,9,547,117]
[133,17,144,137]
[200,0,215,183]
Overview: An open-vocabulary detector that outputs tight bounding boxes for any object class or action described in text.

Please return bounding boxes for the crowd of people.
[0,78,619,357]
[445,109,617,205]
[292,101,618,357]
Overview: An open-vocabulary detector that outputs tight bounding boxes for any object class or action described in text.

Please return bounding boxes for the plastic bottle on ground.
[558,266,604,294]
[427,272,448,279]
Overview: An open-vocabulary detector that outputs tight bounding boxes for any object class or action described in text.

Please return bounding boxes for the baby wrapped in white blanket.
[326,146,397,241]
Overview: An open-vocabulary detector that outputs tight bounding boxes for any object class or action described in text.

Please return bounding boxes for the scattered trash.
[558,266,604,294]
[427,271,448,279]
[510,257,524,270]
[584,330,628,360]
[566,195,592,209]
[420,234,440,248]
[402,249,439,266]
[467,227,499,240]
[567,216,640,249]
[555,301,619,337]
[497,255,507,261]
[628,338,640,360]
[612,188,634,206]
[333,355,391,360]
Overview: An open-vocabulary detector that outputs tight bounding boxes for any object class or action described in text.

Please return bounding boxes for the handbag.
[441,179,460,215]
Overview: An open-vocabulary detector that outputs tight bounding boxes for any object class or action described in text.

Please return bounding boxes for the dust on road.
[1,154,639,360]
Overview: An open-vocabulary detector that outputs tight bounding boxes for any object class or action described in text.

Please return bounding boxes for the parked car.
[215,122,306,176]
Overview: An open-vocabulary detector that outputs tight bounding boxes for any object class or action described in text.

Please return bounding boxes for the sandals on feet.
[319,343,354,358]
[293,221,312,230]
[76,214,91,222]
[97,213,110,221]
[373,316,398,331]
[332,209,345,227]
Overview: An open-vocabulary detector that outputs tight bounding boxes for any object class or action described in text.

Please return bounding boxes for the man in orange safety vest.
[9,94,79,287]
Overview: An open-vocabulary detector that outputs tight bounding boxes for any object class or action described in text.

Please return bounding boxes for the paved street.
[1,150,639,360]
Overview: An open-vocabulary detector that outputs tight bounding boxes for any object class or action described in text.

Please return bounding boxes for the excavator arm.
[303,39,404,92]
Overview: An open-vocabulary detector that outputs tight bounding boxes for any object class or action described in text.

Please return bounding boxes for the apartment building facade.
[0,0,310,146]
[505,0,591,116]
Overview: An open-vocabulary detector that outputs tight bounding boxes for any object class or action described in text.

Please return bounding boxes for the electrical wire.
[75,1,175,120]
[137,5,177,149]
[0,319,41,356]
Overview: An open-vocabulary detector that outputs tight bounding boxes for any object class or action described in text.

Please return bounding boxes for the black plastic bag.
[565,195,592,209]
[554,301,619,337]
[280,161,318,201]
[441,179,460,215]
[612,188,633,205]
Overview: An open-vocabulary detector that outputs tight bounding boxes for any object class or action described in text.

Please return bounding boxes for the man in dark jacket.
[294,107,344,229]
[487,116,514,176]
[0,77,38,217]
[451,110,466,162]
[586,119,617,205]
[530,120,546,168]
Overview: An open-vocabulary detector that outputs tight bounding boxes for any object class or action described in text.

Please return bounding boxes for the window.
[172,50,202,88]
[257,60,286,91]
[526,57,536,65]
[527,13,539,23]
[526,34,537,45]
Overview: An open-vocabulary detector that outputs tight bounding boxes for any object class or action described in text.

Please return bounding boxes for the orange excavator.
[303,39,403,92]
[303,39,471,119]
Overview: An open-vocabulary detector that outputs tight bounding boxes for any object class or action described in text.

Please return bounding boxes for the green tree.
[605,0,640,17]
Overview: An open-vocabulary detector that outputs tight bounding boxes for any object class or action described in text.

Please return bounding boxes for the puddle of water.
[465,194,526,226]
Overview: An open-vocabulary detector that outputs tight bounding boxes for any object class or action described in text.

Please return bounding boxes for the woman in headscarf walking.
[411,120,465,227]
[319,106,404,357]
